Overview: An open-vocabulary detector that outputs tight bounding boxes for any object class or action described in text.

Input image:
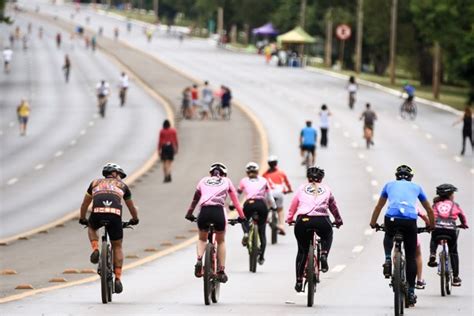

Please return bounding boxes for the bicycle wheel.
[400,103,407,119]
[107,246,113,302]
[249,225,258,273]
[211,245,220,303]
[100,241,109,304]
[203,243,213,305]
[440,251,446,297]
[271,211,278,245]
[446,254,452,295]
[393,251,403,316]
[307,244,315,307]
[409,103,417,120]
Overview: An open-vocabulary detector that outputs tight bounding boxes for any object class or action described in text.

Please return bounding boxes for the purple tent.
[252,23,278,36]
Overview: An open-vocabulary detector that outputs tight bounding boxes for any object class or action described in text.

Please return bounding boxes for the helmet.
[245,162,259,173]
[102,162,127,179]
[395,165,414,181]
[402,80,408,86]
[436,183,457,197]
[307,166,325,183]
[209,162,227,176]
[268,155,278,168]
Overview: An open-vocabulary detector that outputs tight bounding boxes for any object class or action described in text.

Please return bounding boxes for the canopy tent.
[252,23,278,36]
[277,26,315,44]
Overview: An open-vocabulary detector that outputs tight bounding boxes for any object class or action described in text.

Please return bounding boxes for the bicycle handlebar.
[287,221,338,227]
[374,224,431,234]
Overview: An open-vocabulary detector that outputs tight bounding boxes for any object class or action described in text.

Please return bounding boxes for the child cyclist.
[427,184,469,286]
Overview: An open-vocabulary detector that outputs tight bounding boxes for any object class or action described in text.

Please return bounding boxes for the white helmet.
[245,162,259,172]
[267,155,278,163]
[209,162,228,176]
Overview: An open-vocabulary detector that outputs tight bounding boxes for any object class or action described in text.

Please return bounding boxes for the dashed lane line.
[365,166,373,173]
[364,229,374,236]
[70,139,77,146]
[370,180,378,186]
[372,194,379,201]
[7,178,18,185]
[331,265,346,273]
[9,121,15,127]
[54,150,63,157]
[453,156,462,162]
[343,131,350,138]
[425,133,432,139]
[88,121,94,126]
[79,129,86,136]
[439,143,447,150]
[358,153,365,159]
[34,164,44,170]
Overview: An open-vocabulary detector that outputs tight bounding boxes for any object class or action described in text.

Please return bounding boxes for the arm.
[125,199,139,220]
[420,200,435,228]
[286,194,299,223]
[456,204,469,228]
[370,196,387,227]
[283,173,293,192]
[186,189,202,216]
[418,212,430,226]
[228,185,245,218]
[328,193,343,226]
[79,194,92,219]
[266,185,277,209]
[452,116,463,126]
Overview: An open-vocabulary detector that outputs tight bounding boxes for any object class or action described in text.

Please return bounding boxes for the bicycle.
[199,218,239,305]
[269,208,278,245]
[375,224,428,316]
[434,225,462,297]
[400,100,417,120]
[246,212,261,273]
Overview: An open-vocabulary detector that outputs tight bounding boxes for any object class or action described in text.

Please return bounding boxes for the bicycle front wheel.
[100,241,109,304]
[307,244,315,307]
[440,251,446,297]
[203,243,213,305]
[393,251,403,316]
[249,225,259,273]
[446,254,452,295]
[271,211,278,245]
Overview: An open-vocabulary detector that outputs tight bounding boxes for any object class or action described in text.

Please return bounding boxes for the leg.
[111,239,124,280]
[294,220,311,282]
[403,222,418,289]
[196,230,207,259]
[257,203,269,260]
[277,207,285,232]
[447,231,459,277]
[216,232,226,268]
[87,226,99,250]
[461,133,467,155]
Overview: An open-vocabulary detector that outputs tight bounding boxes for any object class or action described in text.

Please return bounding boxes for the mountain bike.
[247,212,261,273]
[400,100,417,120]
[200,219,239,305]
[435,225,462,297]
[375,224,428,316]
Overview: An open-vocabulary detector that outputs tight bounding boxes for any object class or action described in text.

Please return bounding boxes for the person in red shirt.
[190,84,199,118]
[158,119,178,183]
[262,155,293,234]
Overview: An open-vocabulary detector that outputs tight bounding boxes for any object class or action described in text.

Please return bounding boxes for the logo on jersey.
[437,201,452,216]
[304,184,325,195]
[205,177,224,186]
[103,200,113,207]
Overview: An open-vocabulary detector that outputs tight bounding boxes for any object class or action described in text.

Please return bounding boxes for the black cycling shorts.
[160,144,175,161]
[197,205,226,232]
[300,144,316,155]
[407,95,414,102]
[88,213,123,241]
[243,199,269,224]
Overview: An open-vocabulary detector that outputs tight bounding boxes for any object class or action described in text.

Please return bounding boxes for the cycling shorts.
[197,205,226,232]
[88,213,123,241]
[18,116,28,124]
[272,191,284,208]
[406,95,414,102]
[300,144,316,155]
[243,199,269,223]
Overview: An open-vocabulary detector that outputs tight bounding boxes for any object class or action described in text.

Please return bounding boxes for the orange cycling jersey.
[262,168,292,193]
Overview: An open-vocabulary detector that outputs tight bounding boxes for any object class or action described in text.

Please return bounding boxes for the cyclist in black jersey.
[79,163,139,294]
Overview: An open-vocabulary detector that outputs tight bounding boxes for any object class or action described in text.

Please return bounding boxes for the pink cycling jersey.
[188,176,244,218]
[238,176,276,208]
[287,183,342,223]
[433,200,468,229]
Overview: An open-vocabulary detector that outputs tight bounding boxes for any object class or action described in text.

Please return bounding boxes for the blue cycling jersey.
[301,127,317,146]
[381,180,427,220]
[404,85,415,97]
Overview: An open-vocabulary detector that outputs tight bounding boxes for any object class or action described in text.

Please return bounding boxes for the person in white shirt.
[3,47,13,73]
[347,76,358,109]
[319,104,331,147]
[96,80,110,118]
[118,72,129,106]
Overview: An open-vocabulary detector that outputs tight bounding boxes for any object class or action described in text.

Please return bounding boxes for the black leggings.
[241,199,269,258]
[294,216,333,280]
[430,228,460,277]
[461,130,473,154]
[383,217,417,288]
[320,128,328,147]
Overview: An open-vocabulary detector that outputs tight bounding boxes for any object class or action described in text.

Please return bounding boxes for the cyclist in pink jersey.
[185,162,245,283]
[286,166,343,292]
[238,162,276,265]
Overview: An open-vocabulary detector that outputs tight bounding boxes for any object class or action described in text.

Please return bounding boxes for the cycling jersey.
[238,176,276,209]
[188,176,244,218]
[300,127,317,146]
[404,85,415,97]
[433,200,468,230]
[287,183,342,223]
[262,168,292,193]
[381,180,427,220]
[87,178,131,217]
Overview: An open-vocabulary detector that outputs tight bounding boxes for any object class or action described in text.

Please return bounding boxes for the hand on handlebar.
[185,214,196,222]
[237,217,246,224]
[79,218,89,226]
[129,218,139,225]
[459,223,469,229]
[334,220,343,229]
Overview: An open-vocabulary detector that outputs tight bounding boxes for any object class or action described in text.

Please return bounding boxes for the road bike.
[434,225,462,297]
[200,219,239,305]
[375,224,428,316]
[400,100,417,120]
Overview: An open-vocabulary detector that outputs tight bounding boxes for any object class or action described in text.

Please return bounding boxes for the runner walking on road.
[453,106,473,156]
[62,54,71,83]
[56,32,62,48]
[3,46,13,73]
[360,103,377,149]
[158,119,178,183]
[300,121,317,166]
[319,104,331,147]
[96,80,110,118]
[17,98,31,136]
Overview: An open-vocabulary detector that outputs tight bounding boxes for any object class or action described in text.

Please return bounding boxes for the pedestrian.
[84,35,90,49]
[22,34,28,50]
[96,80,110,118]
[181,86,192,119]
[190,84,199,118]
[63,54,71,83]
[453,106,473,155]
[98,26,103,36]
[56,32,62,48]
[3,46,13,73]
[158,119,178,183]
[17,98,30,136]
[319,104,331,147]
[220,86,232,120]
[38,26,43,39]
[91,35,97,51]
[114,27,119,40]
[146,28,153,42]
[360,103,377,149]
[9,32,15,47]
[201,81,213,120]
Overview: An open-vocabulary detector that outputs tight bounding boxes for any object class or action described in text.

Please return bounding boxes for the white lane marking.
[285,300,296,304]
[439,143,447,150]
[80,129,86,135]
[334,122,341,129]
[9,121,15,127]
[366,166,373,173]
[453,156,462,162]
[70,139,77,146]
[364,229,374,236]
[296,293,306,297]
[397,116,402,120]
[471,169,474,175]
[55,150,64,157]
[371,180,378,186]
[331,265,346,273]
[7,178,18,185]
[89,121,95,126]
[351,141,359,148]
[352,245,364,253]
[358,153,365,159]
[0,130,3,136]
[372,194,379,201]
[93,113,99,119]
[425,133,432,139]
[412,124,419,130]
[343,131,350,138]
[34,164,44,170]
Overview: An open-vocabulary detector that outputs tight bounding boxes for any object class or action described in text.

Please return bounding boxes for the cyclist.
[78,163,139,294]
[185,163,246,283]
[262,155,293,235]
[3,46,13,73]
[369,165,435,306]
[96,80,110,118]
[401,81,416,110]
[286,166,343,292]
[347,76,358,109]
[118,72,129,106]
[300,121,317,166]
[427,184,469,287]
[238,162,276,265]
[360,103,377,148]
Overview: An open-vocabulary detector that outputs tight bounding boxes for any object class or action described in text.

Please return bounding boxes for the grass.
[108,9,158,24]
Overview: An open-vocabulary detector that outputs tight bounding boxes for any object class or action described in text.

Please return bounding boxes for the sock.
[91,240,99,251]
[114,267,122,280]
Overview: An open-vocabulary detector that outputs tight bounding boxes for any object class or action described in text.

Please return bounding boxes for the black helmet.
[209,162,227,176]
[102,162,127,179]
[307,166,325,183]
[436,183,457,197]
[395,165,414,181]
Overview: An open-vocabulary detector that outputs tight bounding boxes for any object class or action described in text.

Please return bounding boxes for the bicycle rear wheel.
[211,245,220,303]
[446,254,452,295]
[393,251,403,316]
[249,225,259,273]
[107,245,113,302]
[100,241,109,304]
[307,244,315,307]
[409,103,417,120]
[271,211,278,245]
[440,251,446,297]
[203,243,213,305]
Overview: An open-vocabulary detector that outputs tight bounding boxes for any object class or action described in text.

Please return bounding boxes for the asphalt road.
[2,1,473,315]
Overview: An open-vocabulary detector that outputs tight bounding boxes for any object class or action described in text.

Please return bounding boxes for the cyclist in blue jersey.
[300,121,318,166]
[369,165,435,307]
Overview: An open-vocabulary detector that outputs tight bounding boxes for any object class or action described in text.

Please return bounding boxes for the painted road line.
[34,164,44,170]
[470,169,474,175]
[412,124,419,130]
[7,178,18,185]
[331,265,346,273]
[453,156,462,162]
[364,229,374,236]
[54,150,63,157]
[425,133,432,139]
[88,121,94,126]
[439,143,447,150]
[370,179,378,186]
[334,122,341,129]
[352,245,364,253]
[358,153,365,159]
[372,194,379,201]
[351,141,359,148]
[9,121,15,127]
[366,166,373,173]
[70,139,77,146]
[79,129,86,136]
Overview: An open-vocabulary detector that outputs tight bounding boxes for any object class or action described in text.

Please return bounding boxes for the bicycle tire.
[211,245,220,303]
[400,103,407,119]
[409,103,417,120]
[440,251,446,297]
[249,225,258,273]
[271,211,278,245]
[393,251,403,316]
[100,241,109,304]
[446,252,452,295]
[307,244,315,307]
[107,245,113,302]
[203,243,213,305]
